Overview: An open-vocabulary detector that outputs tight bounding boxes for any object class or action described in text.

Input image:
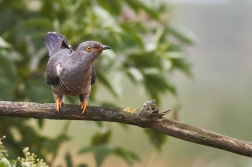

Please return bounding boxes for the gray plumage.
[44,32,110,113]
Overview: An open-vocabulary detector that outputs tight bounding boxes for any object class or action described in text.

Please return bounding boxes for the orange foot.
[56,98,62,112]
[81,100,87,115]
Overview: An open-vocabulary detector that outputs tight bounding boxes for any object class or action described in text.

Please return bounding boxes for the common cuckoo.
[45,32,110,114]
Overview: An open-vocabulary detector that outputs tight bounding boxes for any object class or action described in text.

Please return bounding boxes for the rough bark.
[0,100,251,158]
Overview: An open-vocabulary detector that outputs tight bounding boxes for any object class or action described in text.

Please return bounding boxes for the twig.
[0,100,252,158]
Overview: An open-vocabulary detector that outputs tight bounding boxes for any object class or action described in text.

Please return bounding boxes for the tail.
[44,32,73,56]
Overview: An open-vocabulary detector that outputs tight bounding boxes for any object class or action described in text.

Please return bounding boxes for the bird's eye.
[85,45,93,52]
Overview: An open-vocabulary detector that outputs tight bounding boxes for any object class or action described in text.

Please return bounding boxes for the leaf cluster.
[0,138,48,167]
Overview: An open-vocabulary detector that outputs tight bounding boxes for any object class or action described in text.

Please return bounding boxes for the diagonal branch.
[0,100,252,158]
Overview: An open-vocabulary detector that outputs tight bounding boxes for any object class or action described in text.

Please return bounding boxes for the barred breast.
[53,79,91,97]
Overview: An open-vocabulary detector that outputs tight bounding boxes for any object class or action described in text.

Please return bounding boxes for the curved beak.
[101,45,111,50]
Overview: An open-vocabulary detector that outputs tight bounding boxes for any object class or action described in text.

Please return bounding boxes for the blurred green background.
[0,0,252,167]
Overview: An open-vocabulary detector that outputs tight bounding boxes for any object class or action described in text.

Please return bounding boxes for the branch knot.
[137,100,170,120]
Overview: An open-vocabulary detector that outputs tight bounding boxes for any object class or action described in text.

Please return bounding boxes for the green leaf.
[9,160,16,167]
[94,121,104,128]
[171,58,192,76]
[91,130,111,146]
[42,134,71,157]
[143,73,176,104]
[118,123,128,130]
[97,0,122,15]
[121,21,146,35]
[37,119,44,129]
[164,52,186,59]
[0,50,17,100]
[65,152,73,167]
[25,79,54,103]
[0,37,10,48]
[77,164,88,167]
[96,68,119,98]
[0,50,17,79]
[78,145,113,167]
[144,129,167,150]
[0,158,11,167]
[120,28,144,49]
[168,25,198,45]
[19,18,53,29]
[127,67,144,83]
[79,145,140,167]
[55,134,71,143]
[123,0,160,21]
[92,6,122,33]
[113,147,141,166]
[15,161,21,167]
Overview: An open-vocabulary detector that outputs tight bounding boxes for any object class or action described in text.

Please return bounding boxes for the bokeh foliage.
[0,0,196,166]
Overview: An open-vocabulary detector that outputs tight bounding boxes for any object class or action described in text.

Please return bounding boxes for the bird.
[44,32,110,114]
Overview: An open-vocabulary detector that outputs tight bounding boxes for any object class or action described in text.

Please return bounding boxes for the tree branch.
[0,100,252,158]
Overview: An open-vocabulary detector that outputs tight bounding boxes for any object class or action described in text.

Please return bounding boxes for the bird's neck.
[67,55,93,73]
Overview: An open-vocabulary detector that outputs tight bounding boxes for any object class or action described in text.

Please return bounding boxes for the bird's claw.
[81,100,87,115]
[56,98,62,112]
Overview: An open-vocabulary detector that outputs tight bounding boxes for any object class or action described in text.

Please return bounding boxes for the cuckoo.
[44,32,110,114]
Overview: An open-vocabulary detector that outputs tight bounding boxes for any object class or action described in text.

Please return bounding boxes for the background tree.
[0,0,195,166]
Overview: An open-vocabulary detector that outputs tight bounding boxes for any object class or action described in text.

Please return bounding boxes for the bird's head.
[76,41,110,61]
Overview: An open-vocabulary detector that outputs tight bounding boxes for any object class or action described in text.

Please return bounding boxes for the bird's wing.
[44,32,73,56]
[46,60,59,85]
[91,63,96,85]
[46,49,71,85]
[46,54,60,85]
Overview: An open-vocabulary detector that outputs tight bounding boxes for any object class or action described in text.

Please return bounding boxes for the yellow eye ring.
[85,45,93,52]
